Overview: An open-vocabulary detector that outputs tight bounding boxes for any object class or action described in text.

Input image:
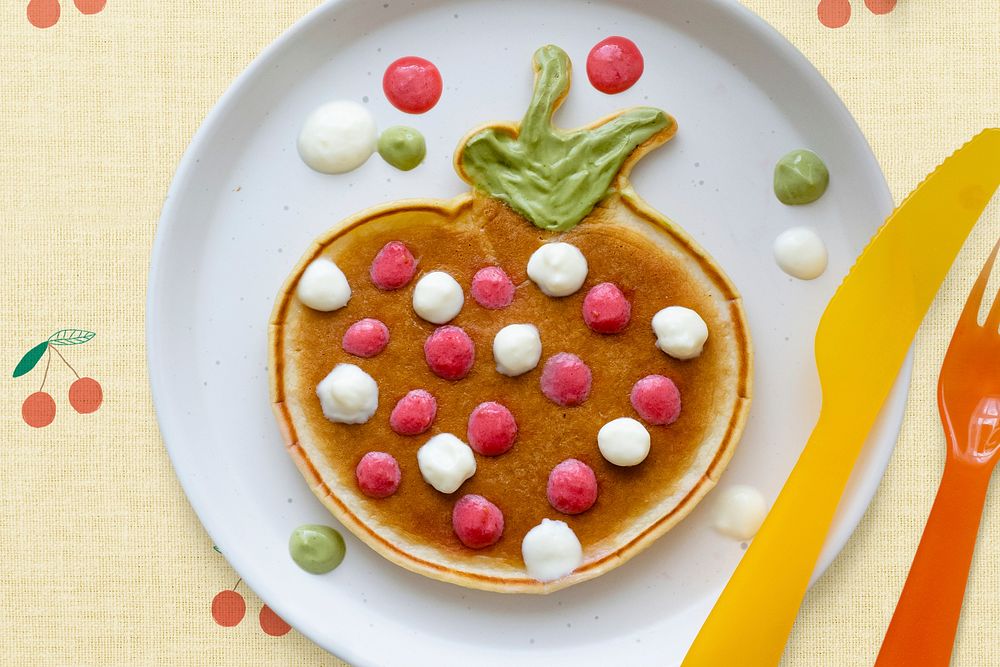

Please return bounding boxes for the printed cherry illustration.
[211,577,246,627]
[259,604,292,637]
[27,0,106,28]
[22,391,56,428]
[13,329,101,427]
[69,377,103,413]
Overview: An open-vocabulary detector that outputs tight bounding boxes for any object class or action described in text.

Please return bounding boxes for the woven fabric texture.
[1,1,997,664]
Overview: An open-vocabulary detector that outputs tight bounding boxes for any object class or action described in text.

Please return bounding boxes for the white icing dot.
[298,100,377,174]
[521,518,583,581]
[297,258,352,311]
[315,363,378,424]
[597,417,651,466]
[652,306,708,360]
[773,227,828,280]
[526,243,588,297]
[493,324,542,376]
[712,485,768,540]
[412,271,464,324]
[417,433,476,494]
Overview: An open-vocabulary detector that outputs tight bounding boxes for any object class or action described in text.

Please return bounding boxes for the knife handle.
[874,458,993,667]
[682,411,865,666]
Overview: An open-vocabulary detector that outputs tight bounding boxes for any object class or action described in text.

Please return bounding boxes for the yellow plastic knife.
[682,129,1000,666]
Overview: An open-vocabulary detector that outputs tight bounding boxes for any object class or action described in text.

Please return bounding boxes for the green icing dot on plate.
[289,524,346,574]
[773,149,829,205]
[378,126,426,171]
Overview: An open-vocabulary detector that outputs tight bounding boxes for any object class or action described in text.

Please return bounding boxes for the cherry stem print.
[38,347,52,392]
[50,344,80,379]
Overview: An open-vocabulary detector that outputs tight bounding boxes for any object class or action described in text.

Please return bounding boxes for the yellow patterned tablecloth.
[1,1,998,664]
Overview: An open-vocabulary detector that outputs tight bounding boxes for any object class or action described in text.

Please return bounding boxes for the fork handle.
[874,457,994,667]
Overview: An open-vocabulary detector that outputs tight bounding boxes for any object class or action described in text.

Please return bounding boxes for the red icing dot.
[382,56,443,114]
[424,326,475,380]
[630,374,682,425]
[540,353,592,407]
[586,36,644,94]
[355,451,401,498]
[370,241,417,290]
[467,401,517,456]
[452,494,504,549]
[389,389,438,436]
[342,318,390,358]
[470,266,515,309]
[547,458,598,515]
[582,282,631,333]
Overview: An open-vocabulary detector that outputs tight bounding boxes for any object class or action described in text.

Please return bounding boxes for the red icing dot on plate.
[630,374,682,425]
[452,494,504,549]
[582,282,631,333]
[370,241,417,290]
[355,451,401,498]
[586,36,644,94]
[471,266,515,309]
[547,458,598,515]
[540,353,592,407]
[424,325,475,380]
[467,401,518,456]
[382,56,443,114]
[342,318,390,357]
[389,389,438,436]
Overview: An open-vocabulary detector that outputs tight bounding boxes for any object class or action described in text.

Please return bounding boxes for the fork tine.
[960,238,1000,327]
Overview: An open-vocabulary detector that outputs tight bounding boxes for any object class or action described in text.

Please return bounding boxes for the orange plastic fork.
[875,240,1000,667]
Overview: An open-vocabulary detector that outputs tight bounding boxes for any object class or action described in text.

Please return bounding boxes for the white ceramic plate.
[148,1,905,664]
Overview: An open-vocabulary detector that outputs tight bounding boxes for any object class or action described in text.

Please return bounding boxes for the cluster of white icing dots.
[296,238,712,582]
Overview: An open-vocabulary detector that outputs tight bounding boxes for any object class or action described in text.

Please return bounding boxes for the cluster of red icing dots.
[323,238,688,554]
[382,56,443,114]
[586,36,645,94]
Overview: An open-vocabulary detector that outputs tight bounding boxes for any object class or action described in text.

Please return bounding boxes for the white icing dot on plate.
[521,518,583,581]
[493,324,542,376]
[712,485,767,540]
[412,271,464,324]
[315,363,378,424]
[416,433,476,493]
[297,258,352,311]
[651,306,708,360]
[298,100,377,174]
[597,417,651,466]
[773,227,828,280]
[526,243,588,297]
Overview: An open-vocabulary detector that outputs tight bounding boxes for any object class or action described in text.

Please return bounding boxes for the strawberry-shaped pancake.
[270,45,751,593]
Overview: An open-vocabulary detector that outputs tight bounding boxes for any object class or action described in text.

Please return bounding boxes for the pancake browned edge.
[268,182,752,594]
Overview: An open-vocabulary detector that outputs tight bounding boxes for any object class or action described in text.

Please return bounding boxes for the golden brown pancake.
[269,46,751,593]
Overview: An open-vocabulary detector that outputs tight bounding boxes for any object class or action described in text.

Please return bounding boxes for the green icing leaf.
[48,329,96,346]
[459,45,672,231]
[13,341,49,378]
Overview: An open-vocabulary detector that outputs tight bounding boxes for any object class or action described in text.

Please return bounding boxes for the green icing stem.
[459,45,672,232]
